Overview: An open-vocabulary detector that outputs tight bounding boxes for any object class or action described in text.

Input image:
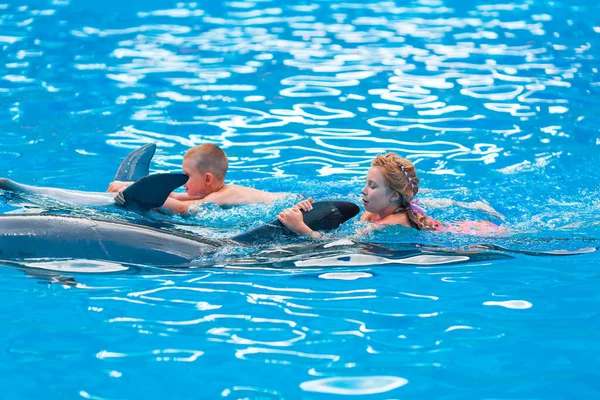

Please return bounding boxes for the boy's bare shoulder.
[203,185,284,205]
[228,185,264,194]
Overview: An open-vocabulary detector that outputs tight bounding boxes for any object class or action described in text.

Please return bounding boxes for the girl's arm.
[277,198,323,239]
[354,221,379,237]
[277,207,322,238]
[279,202,386,239]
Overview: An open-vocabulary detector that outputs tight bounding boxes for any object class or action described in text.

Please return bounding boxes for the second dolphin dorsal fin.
[122,173,188,211]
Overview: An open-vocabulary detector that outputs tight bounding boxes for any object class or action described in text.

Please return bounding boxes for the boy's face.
[182,157,209,197]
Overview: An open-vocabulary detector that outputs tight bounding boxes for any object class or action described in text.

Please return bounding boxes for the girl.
[278,153,502,237]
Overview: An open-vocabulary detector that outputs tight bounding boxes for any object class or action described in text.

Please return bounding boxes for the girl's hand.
[278,206,322,238]
[355,224,379,237]
[278,207,307,233]
[294,197,313,212]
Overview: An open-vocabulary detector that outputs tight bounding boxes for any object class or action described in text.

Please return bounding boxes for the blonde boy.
[109,144,285,214]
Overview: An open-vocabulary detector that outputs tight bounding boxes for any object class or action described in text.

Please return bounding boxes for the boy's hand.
[107,181,132,193]
[294,197,313,212]
[114,190,126,206]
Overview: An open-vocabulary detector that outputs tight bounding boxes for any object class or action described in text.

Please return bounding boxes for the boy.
[108,144,287,215]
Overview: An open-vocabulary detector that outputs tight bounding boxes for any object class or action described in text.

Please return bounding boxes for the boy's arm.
[169,192,204,201]
[201,188,286,206]
[156,197,196,215]
[115,190,195,215]
[107,181,133,193]
[199,190,232,206]
[110,181,195,201]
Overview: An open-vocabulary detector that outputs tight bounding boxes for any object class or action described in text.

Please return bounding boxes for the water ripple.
[300,375,408,395]
[2,0,600,397]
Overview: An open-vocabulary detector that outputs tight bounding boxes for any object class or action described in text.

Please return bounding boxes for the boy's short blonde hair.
[184,144,228,181]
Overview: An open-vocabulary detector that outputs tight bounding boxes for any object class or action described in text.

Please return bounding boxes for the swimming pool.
[1,0,600,397]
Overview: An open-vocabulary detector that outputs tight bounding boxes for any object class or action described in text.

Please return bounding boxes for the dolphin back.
[0,177,117,206]
[0,178,32,194]
[0,214,223,266]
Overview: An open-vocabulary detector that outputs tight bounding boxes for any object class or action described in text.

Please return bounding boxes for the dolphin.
[0,173,188,211]
[0,143,177,210]
[0,200,361,266]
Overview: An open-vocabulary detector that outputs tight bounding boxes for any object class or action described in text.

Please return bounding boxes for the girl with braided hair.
[278,152,503,237]
[360,153,440,230]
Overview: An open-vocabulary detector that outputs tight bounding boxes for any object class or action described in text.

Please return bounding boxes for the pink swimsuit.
[376,210,504,235]
[438,220,506,235]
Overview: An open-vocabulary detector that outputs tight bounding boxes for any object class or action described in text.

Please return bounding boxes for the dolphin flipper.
[233,200,360,245]
[122,173,189,211]
[113,143,156,182]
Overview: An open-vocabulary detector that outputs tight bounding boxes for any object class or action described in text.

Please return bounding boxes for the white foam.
[323,239,354,248]
[300,376,408,395]
[295,253,469,267]
[23,259,128,273]
[318,272,373,280]
[483,300,532,309]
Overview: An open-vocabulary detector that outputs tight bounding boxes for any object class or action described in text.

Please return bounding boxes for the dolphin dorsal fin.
[113,143,157,181]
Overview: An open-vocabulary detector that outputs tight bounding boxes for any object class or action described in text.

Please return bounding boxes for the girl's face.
[361,166,399,214]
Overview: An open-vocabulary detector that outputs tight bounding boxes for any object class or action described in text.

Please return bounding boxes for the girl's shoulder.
[379,211,412,228]
[360,211,379,222]
[361,210,412,227]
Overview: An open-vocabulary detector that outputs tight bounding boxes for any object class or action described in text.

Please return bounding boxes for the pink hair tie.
[409,199,427,215]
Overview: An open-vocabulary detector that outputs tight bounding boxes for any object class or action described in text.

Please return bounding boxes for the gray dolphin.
[0,143,186,211]
[0,173,188,211]
[0,201,361,266]
[0,214,225,265]
[0,178,123,207]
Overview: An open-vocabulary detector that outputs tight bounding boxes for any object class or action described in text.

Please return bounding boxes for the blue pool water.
[2,0,600,397]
